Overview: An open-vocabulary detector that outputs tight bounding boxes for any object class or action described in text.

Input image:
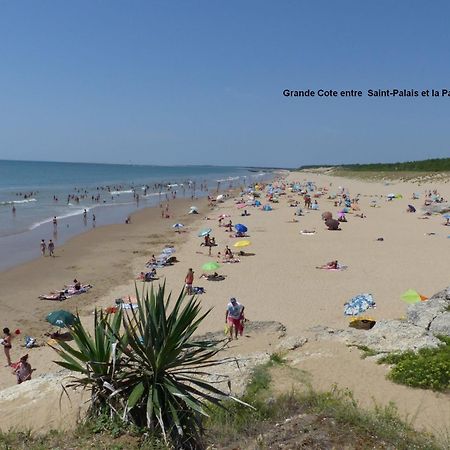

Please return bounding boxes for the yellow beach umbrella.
[233,240,251,248]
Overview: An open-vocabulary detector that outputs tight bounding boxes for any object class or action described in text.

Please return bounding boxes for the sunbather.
[200,272,226,281]
[39,291,67,301]
[316,260,339,270]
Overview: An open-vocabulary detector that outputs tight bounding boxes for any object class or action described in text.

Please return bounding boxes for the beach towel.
[344,293,376,316]
[324,265,348,271]
[64,284,92,297]
[120,303,139,310]
[39,293,66,301]
[300,230,316,235]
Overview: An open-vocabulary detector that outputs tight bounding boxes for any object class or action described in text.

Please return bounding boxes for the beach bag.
[25,336,36,348]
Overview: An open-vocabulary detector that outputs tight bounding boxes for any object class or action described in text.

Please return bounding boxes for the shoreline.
[0,195,210,339]
[0,191,208,273]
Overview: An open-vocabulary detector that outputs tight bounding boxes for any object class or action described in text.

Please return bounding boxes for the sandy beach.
[0,171,449,434]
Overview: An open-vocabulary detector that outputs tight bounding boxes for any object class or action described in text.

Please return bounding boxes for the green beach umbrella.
[202,262,220,272]
[401,289,427,304]
[46,310,78,328]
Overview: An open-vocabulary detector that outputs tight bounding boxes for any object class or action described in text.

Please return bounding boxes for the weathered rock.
[276,336,308,352]
[407,298,449,329]
[310,321,441,353]
[345,320,441,353]
[407,287,450,331]
[429,312,450,337]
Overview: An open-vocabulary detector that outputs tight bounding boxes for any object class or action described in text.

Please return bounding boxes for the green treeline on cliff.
[299,157,450,172]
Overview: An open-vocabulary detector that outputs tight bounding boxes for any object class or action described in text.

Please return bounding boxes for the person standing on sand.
[40,239,46,256]
[1,328,12,366]
[185,268,194,295]
[48,239,55,257]
[225,298,245,340]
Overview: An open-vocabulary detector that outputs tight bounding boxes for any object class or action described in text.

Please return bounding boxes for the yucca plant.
[52,284,245,449]
[117,283,242,449]
[51,308,127,414]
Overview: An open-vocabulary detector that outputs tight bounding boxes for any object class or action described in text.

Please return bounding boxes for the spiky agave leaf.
[50,308,128,413]
[115,282,248,448]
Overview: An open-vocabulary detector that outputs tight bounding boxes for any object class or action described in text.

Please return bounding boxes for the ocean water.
[0,160,272,270]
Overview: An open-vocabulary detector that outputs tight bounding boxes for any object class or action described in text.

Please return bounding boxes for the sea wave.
[110,190,134,195]
[29,208,90,230]
[0,198,37,206]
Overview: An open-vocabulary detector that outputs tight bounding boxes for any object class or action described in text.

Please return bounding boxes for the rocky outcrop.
[310,284,450,353]
[276,336,308,352]
[429,312,450,336]
[407,286,450,335]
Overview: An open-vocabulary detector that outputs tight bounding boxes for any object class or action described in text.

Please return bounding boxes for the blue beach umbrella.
[443,214,450,219]
[198,228,212,237]
[344,294,376,316]
[234,224,248,233]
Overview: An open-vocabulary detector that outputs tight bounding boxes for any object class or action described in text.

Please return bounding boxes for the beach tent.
[255,200,261,206]
[344,294,376,316]
[262,204,272,211]
[401,289,428,304]
[172,223,184,230]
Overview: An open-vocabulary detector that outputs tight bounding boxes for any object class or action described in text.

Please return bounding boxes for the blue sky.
[0,1,449,167]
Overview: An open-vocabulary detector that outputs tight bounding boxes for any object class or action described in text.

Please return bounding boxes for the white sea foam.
[0,198,37,206]
[29,208,90,230]
[110,190,134,195]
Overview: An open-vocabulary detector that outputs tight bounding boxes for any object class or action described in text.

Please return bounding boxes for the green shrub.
[379,336,450,391]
